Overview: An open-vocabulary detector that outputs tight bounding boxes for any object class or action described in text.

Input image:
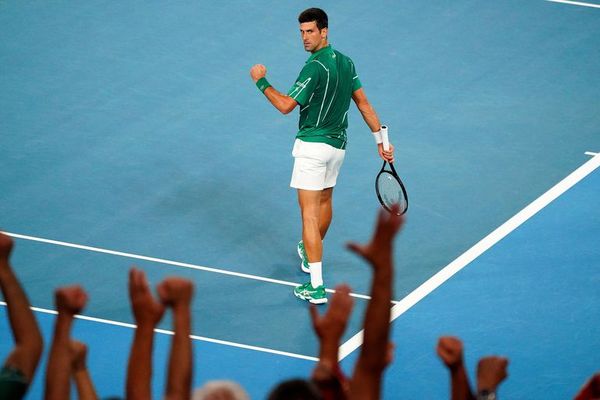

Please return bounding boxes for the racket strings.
[376,172,407,212]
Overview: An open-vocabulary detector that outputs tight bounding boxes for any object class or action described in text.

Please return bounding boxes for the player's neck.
[311,40,328,53]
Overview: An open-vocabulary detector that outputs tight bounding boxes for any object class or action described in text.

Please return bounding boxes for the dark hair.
[267,379,323,400]
[298,8,328,30]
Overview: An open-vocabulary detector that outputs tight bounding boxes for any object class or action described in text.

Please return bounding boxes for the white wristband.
[372,130,383,144]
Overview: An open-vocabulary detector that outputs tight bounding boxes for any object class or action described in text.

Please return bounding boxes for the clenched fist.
[250,64,267,82]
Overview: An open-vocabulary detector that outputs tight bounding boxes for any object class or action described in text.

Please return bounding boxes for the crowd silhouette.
[1,208,598,399]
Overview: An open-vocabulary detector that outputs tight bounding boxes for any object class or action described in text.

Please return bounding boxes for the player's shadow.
[155,172,301,280]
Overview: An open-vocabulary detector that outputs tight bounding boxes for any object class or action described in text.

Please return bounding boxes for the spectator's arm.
[574,373,600,400]
[70,340,98,400]
[0,233,43,382]
[45,286,88,400]
[436,336,475,400]
[476,356,509,398]
[310,284,354,398]
[158,278,194,400]
[126,268,165,400]
[346,206,404,400]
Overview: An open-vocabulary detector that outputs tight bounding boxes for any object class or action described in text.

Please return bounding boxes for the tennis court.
[1,0,598,398]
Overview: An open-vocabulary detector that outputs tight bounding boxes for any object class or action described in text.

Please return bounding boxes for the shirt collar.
[307,44,332,63]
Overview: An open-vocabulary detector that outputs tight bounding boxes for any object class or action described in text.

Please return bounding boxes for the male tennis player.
[250,8,394,304]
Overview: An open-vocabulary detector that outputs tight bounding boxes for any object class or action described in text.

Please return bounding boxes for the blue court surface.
[1,1,599,399]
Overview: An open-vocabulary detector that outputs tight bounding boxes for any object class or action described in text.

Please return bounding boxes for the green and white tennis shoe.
[297,240,310,273]
[293,282,327,304]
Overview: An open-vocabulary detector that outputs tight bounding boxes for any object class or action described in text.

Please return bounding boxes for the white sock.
[309,262,323,288]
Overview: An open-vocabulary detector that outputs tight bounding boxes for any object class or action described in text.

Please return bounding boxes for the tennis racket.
[375,125,408,215]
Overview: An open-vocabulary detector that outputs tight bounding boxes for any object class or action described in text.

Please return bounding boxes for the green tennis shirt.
[287,45,362,150]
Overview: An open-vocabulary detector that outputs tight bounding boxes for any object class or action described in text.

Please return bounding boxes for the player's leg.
[319,187,333,240]
[298,189,323,263]
[290,140,328,304]
[295,189,327,304]
[319,146,344,240]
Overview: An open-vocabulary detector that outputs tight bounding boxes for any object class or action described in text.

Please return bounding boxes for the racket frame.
[375,160,409,215]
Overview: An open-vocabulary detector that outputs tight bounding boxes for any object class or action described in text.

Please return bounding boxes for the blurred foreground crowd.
[1,208,598,399]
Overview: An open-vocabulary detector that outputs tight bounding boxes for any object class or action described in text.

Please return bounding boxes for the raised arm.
[352,89,394,162]
[126,268,165,400]
[45,286,88,400]
[476,356,509,399]
[70,340,98,400]
[0,233,44,391]
[347,205,404,400]
[250,64,298,114]
[157,278,194,400]
[309,284,354,397]
[437,336,475,400]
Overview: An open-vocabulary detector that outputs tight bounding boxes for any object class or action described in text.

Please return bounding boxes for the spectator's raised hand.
[46,286,89,400]
[127,268,166,400]
[69,340,98,400]
[129,267,165,325]
[437,336,465,371]
[157,277,195,400]
[346,205,404,269]
[0,232,44,393]
[477,356,509,393]
[310,284,354,345]
[157,277,194,309]
[310,284,354,398]
[69,340,88,372]
[55,286,88,315]
[436,336,474,400]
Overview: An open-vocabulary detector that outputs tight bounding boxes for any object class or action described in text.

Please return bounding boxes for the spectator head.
[192,380,249,400]
[267,378,322,400]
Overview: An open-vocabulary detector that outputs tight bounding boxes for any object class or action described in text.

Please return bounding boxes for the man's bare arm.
[126,268,165,400]
[263,86,298,114]
[250,64,298,114]
[0,233,43,383]
[352,88,381,133]
[352,88,395,162]
[70,340,98,400]
[45,286,88,400]
[158,278,194,400]
[437,336,475,400]
[347,205,404,400]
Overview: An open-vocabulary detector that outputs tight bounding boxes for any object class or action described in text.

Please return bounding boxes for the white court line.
[338,152,600,360]
[545,0,600,8]
[585,151,598,156]
[0,232,394,304]
[0,301,318,362]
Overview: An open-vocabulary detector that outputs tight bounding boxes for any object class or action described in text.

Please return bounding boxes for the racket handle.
[381,125,389,152]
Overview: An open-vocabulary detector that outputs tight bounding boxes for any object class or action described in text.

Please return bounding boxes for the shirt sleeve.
[351,61,362,92]
[287,62,320,106]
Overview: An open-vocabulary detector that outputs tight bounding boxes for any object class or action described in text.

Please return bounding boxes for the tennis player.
[250,8,394,304]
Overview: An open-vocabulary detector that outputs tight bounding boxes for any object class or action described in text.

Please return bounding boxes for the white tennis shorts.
[290,139,346,190]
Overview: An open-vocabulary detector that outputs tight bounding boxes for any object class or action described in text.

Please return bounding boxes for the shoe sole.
[308,297,327,304]
[294,290,327,304]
